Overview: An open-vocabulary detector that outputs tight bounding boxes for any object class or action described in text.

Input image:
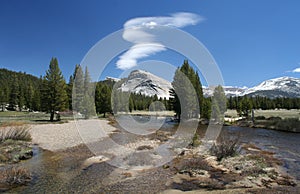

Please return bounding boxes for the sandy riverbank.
[29,119,116,151]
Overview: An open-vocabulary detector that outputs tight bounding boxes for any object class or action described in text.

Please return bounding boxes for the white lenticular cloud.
[116,43,166,70]
[124,12,202,29]
[116,12,203,70]
[292,67,300,73]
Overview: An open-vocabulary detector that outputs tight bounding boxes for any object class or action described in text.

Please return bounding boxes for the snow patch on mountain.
[119,70,172,99]
[108,71,299,99]
[203,86,248,97]
[244,76,300,97]
[106,76,121,82]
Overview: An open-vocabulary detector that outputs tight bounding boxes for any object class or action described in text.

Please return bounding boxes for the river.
[225,126,300,181]
[7,119,300,193]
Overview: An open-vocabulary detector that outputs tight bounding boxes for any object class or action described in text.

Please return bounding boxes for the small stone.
[263,167,275,173]
[162,164,169,169]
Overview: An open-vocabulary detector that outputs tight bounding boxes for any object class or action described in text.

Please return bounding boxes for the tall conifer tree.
[43,58,68,121]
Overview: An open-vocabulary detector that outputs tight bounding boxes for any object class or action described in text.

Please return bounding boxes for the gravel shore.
[29,119,116,151]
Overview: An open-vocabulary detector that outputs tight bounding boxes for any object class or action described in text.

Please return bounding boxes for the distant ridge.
[203,76,300,98]
[243,76,300,98]
[111,71,300,99]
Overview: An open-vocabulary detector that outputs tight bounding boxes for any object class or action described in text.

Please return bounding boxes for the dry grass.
[242,143,283,167]
[210,132,240,161]
[225,109,300,119]
[126,110,175,116]
[0,121,27,128]
[136,145,153,150]
[0,125,31,142]
[107,116,117,126]
[179,157,211,171]
[254,109,300,119]
[0,166,31,186]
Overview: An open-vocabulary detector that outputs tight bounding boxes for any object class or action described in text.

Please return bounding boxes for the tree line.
[0,68,41,112]
[0,58,299,121]
[227,95,300,117]
[166,60,299,121]
[0,58,170,121]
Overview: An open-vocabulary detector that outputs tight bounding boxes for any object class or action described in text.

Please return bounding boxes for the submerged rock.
[18,149,33,160]
[81,155,109,170]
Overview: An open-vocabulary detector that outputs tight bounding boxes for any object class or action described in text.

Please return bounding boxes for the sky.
[0,0,300,87]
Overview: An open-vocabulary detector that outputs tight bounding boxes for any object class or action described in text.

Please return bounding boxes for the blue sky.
[0,0,300,87]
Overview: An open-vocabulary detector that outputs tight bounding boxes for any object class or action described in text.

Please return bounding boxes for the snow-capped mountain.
[244,76,300,98]
[110,71,299,99]
[118,70,172,99]
[203,86,248,97]
[200,77,300,98]
[106,76,120,82]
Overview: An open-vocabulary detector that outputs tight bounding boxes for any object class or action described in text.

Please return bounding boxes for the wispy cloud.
[116,12,203,70]
[292,67,300,73]
[116,43,166,70]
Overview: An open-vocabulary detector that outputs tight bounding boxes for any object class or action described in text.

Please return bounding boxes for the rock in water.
[81,155,109,170]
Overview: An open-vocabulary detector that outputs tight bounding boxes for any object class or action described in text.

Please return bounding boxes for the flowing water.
[6,119,300,193]
[225,126,300,181]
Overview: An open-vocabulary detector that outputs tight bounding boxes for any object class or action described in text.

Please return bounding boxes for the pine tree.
[95,83,112,117]
[82,66,96,118]
[227,96,234,109]
[169,88,181,119]
[195,72,204,117]
[129,94,134,113]
[32,89,41,111]
[43,58,68,121]
[0,87,8,111]
[25,82,34,110]
[202,98,212,119]
[170,60,204,120]
[67,75,74,110]
[9,75,19,111]
[211,85,226,122]
[72,65,84,114]
[40,76,48,112]
[237,96,252,117]
[180,60,203,118]
[171,67,198,120]
[18,86,25,111]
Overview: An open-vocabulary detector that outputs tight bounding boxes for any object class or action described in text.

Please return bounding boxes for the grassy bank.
[0,124,33,190]
[253,117,300,132]
[0,111,73,125]
[225,109,300,132]
[117,110,175,116]
[225,109,300,119]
